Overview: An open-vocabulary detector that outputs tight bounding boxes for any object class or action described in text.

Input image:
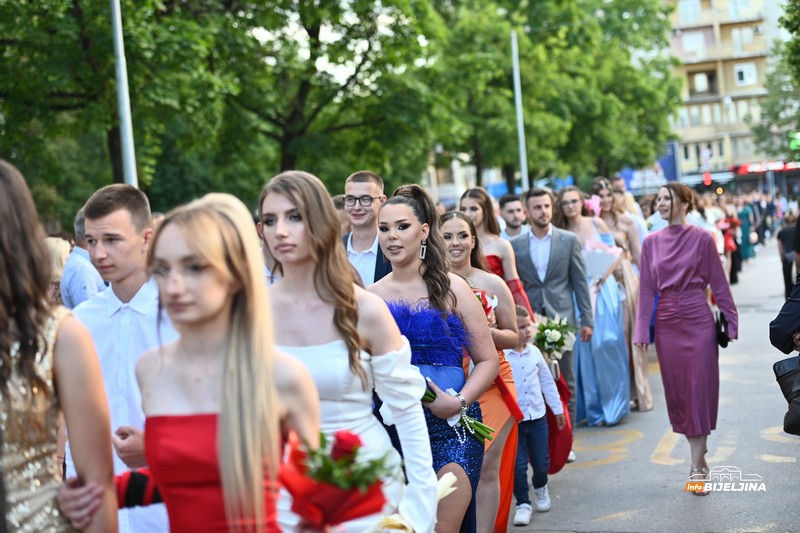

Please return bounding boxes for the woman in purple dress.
[634,183,738,495]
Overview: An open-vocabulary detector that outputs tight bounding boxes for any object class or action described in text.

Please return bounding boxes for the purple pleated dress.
[634,225,738,436]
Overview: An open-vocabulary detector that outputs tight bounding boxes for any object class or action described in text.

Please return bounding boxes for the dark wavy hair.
[385,184,455,312]
[553,186,591,229]
[258,171,367,387]
[440,211,489,272]
[460,187,501,236]
[0,160,52,399]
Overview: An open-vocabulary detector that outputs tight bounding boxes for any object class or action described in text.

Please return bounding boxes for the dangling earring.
[419,238,427,260]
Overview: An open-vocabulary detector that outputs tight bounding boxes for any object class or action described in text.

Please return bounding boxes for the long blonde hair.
[258,171,368,387]
[149,193,279,530]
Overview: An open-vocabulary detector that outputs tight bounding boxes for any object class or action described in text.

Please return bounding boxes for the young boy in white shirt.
[505,305,566,526]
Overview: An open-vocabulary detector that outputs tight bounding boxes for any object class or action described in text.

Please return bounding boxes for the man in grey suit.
[512,188,593,460]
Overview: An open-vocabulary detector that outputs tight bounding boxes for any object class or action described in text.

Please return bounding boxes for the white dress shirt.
[60,247,106,309]
[500,225,531,241]
[346,233,380,286]
[505,344,563,421]
[67,279,177,533]
[528,225,553,282]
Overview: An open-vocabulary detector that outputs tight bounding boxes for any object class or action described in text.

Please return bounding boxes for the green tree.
[0,1,261,220]
[781,0,800,85]
[230,0,443,191]
[750,43,800,160]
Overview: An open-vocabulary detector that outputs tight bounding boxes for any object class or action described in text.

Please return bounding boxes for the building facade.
[666,0,786,189]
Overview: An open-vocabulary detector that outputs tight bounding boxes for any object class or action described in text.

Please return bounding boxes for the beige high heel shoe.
[689,466,710,496]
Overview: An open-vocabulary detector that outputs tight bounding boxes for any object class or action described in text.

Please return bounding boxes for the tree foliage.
[750,43,800,160]
[0,0,682,224]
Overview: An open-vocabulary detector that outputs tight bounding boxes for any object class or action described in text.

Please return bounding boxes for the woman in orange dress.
[442,211,522,532]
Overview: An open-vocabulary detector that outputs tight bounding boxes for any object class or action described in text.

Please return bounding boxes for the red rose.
[331,431,362,462]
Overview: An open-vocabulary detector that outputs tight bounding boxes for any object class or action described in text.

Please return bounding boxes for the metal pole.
[111,0,138,188]
[511,31,529,192]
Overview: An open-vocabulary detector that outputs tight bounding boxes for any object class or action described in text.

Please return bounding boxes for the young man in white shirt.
[66,184,177,533]
[499,193,530,240]
[342,170,391,285]
[511,188,593,463]
[505,305,565,526]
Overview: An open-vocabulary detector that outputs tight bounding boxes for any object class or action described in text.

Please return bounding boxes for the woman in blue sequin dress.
[369,184,499,533]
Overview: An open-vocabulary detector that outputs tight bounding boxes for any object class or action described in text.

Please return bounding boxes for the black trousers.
[782,258,795,299]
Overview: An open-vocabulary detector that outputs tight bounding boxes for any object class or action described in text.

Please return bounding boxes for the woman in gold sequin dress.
[0,160,117,532]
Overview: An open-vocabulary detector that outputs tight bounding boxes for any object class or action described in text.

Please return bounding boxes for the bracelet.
[456,393,467,411]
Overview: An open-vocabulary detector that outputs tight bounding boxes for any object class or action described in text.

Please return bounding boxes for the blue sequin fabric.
[386,301,484,494]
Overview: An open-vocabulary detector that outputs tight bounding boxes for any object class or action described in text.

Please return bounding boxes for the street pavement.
[506,239,800,532]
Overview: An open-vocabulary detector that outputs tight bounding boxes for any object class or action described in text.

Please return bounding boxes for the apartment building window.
[682,32,706,57]
[679,0,701,25]
[701,104,712,125]
[749,99,761,122]
[741,138,753,158]
[718,141,725,157]
[690,106,701,126]
[683,144,691,162]
[737,99,751,122]
[713,104,722,124]
[734,62,758,86]
[678,108,689,128]
[732,27,754,51]
[729,0,750,19]
[693,72,709,93]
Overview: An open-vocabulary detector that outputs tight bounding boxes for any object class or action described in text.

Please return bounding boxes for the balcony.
[676,43,768,65]
[673,7,764,30]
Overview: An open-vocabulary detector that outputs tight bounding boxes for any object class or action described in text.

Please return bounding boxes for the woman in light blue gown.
[554,187,630,426]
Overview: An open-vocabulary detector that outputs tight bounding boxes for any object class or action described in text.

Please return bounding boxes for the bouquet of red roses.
[279,430,391,529]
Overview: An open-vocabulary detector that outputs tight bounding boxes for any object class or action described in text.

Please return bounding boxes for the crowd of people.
[0,157,755,532]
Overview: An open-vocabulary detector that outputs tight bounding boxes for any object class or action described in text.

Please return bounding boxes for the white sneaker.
[513,503,532,526]
[567,449,576,463]
[534,485,551,512]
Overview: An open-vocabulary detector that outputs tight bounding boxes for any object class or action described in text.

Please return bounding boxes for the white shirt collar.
[347,233,380,255]
[529,224,553,242]
[106,278,160,317]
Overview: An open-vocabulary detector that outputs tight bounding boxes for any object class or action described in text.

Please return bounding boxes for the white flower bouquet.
[532,314,577,361]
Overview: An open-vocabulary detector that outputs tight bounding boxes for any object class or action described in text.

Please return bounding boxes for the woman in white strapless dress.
[258,171,438,533]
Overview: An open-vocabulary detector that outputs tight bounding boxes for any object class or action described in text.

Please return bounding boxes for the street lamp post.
[111,0,138,188]
[511,30,529,192]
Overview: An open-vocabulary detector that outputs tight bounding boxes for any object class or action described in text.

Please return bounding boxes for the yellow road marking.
[759,454,797,463]
[592,511,635,522]
[706,446,735,464]
[760,425,800,446]
[651,429,683,465]
[570,429,643,468]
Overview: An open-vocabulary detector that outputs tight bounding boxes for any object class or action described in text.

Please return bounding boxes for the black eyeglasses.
[344,195,382,207]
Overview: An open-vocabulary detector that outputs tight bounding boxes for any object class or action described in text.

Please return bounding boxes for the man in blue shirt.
[60,207,106,309]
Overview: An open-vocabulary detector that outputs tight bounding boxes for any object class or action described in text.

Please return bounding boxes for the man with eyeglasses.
[342,170,391,286]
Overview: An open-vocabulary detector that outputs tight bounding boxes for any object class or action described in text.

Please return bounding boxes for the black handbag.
[773,356,800,435]
[716,310,729,348]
